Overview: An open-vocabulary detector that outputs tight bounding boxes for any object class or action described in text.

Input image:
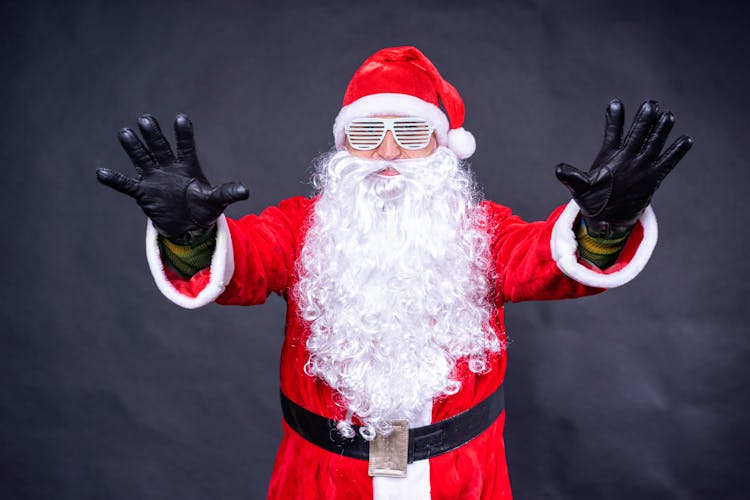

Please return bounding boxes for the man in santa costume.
[97,46,692,499]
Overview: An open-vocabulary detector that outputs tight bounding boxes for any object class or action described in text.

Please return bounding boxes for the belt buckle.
[368,420,409,478]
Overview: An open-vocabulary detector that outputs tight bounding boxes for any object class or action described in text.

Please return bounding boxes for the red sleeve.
[217,196,314,306]
[486,201,604,304]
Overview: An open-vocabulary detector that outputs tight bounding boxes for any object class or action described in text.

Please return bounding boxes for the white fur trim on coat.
[550,200,658,289]
[372,402,432,500]
[333,93,450,149]
[145,214,234,309]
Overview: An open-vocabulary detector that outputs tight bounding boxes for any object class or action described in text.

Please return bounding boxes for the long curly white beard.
[295,147,500,439]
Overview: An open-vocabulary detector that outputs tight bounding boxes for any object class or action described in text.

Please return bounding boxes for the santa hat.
[333,46,476,159]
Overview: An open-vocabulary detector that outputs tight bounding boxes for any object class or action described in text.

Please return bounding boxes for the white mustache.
[325,147,456,182]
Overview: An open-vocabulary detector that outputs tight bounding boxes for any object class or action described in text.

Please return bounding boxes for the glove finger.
[137,114,176,165]
[592,99,625,168]
[555,163,591,195]
[209,182,249,207]
[653,135,693,180]
[175,114,198,165]
[641,111,674,159]
[622,100,660,156]
[96,168,140,198]
[118,128,155,175]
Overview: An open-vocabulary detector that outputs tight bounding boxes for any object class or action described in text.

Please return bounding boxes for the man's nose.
[376,131,401,160]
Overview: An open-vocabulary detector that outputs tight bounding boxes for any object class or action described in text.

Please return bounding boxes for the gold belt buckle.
[368,420,409,478]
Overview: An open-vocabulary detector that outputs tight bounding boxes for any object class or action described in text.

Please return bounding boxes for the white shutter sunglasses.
[344,117,435,151]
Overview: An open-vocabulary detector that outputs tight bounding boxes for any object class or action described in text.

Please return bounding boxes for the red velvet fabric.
[163,265,212,298]
[163,197,645,499]
[343,47,441,107]
[341,46,467,130]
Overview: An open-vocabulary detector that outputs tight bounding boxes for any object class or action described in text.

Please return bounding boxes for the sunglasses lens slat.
[393,118,432,149]
[346,119,386,150]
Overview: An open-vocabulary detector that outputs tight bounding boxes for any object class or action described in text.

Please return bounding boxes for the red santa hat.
[333,46,476,159]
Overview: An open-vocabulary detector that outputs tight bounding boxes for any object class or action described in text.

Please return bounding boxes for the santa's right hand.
[96,114,248,245]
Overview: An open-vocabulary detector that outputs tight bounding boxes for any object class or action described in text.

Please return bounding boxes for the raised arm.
[493,100,693,302]
[97,114,254,308]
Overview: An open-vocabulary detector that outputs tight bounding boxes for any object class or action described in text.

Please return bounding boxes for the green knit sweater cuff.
[158,227,217,279]
[575,220,629,269]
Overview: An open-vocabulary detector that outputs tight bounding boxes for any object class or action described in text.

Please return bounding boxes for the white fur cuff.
[145,214,235,309]
[550,200,658,289]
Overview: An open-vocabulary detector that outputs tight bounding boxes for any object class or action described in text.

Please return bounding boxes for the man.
[96,46,692,499]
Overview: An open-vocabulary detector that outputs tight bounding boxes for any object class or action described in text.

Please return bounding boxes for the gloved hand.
[96,114,248,244]
[555,100,693,238]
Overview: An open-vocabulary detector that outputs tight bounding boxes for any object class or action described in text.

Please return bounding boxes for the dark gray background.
[2,0,747,498]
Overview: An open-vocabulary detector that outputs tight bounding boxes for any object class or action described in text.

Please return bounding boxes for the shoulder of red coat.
[478,199,514,220]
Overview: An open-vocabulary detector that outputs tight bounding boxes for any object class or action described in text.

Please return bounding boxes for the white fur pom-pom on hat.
[333,46,477,158]
[447,127,476,159]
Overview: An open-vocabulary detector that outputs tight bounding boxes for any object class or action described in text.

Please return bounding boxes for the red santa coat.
[144,197,658,499]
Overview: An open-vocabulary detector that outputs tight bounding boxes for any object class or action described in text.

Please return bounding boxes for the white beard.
[295,147,501,439]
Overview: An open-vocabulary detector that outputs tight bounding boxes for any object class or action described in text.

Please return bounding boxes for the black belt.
[280,383,504,463]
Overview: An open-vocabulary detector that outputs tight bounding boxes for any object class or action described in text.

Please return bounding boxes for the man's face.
[344,115,437,176]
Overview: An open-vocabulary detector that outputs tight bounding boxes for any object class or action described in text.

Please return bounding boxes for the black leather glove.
[96,114,248,244]
[555,100,693,238]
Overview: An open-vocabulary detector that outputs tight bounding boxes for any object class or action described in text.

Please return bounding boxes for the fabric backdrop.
[2,0,747,498]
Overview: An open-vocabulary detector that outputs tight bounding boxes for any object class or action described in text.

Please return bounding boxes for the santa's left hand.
[555,99,693,239]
